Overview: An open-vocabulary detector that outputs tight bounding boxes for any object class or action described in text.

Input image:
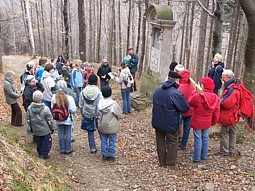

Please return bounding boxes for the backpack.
[235,79,254,131]
[123,73,134,87]
[52,103,69,121]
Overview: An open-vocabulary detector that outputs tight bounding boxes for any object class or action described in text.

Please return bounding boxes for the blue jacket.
[70,69,84,88]
[152,80,190,133]
[208,62,224,93]
[36,66,44,82]
[125,54,138,73]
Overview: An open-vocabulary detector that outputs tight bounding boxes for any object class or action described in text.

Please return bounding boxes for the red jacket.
[83,68,94,86]
[178,70,194,117]
[219,82,240,126]
[188,89,220,130]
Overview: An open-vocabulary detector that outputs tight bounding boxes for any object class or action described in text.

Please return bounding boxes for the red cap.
[201,77,214,90]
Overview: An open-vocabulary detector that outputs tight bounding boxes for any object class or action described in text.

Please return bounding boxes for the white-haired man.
[218,69,240,156]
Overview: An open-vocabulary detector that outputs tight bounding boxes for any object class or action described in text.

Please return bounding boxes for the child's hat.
[88,74,98,85]
[102,86,112,98]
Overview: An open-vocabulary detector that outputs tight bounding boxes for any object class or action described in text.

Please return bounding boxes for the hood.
[121,67,130,75]
[42,71,52,78]
[5,71,15,83]
[162,80,179,90]
[30,102,45,114]
[179,70,190,84]
[98,98,115,112]
[214,61,225,68]
[203,90,219,110]
[83,85,100,100]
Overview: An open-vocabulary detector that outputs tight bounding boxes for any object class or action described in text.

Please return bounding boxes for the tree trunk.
[126,0,132,51]
[36,0,43,56]
[138,0,148,74]
[113,0,117,65]
[56,0,60,55]
[107,0,114,66]
[40,0,48,57]
[136,1,142,55]
[63,0,69,59]
[96,0,102,62]
[0,24,3,73]
[118,0,123,62]
[213,0,226,55]
[11,1,17,55]
[196,0,209,80]
[183,1,190,68]
[89,0,93,62]
[69,0,73,59]
[179,7,187,65]
[24,0,35,57]
[50,0,55,58]
[239,0,255,94]
[78,0,86,62]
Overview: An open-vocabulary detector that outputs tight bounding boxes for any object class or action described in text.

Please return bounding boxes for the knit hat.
[169,62,178,71]
[102,86,112,98]
[33,90,43,103]
[102,59,107,63]
[201,77,214,90]
[168,71,182,79]
[26,61,35,71]
[88,74,98,85]
[57,80,67,91]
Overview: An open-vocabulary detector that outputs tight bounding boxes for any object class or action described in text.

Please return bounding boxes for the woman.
[113,62,134,114]
[4,71,23,126]
[51,80,76,154]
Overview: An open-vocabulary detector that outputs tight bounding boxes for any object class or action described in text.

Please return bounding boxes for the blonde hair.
[73,59,83,67]
[214,53,223,62]
[55,90,68,109]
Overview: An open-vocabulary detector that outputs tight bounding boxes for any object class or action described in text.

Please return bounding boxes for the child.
[188,77,220,163]
[26,91,55,159]
[98,86,121,161]
[83,63,94,87]
[51,80,76,154]
[70,60,84,106]
[4,71,23,126]
[79,74,102,153]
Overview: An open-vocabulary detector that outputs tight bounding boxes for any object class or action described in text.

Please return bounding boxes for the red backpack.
[235,79,254,131]
[52,103,69,121]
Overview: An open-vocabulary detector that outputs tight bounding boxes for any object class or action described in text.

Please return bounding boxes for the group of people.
[3,48,139,161]
[152,53,243,167]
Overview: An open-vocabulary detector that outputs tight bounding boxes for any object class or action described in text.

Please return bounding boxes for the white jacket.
[115,67,134,89]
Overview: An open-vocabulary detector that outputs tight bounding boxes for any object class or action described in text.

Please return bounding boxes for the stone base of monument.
[130,91,152,111]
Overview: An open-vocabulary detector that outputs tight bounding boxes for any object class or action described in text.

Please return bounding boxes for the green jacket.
[124,54,139,73]
[4,71,20,105]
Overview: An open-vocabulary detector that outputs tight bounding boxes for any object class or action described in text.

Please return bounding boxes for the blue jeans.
[57,124,72,153]
[75,87,83,107]
[180,116,192,149]
[36,134,52,157]
[121,88,131,114]
[100,133,117,157]
[88,131,97,151]
[192,129,209,163]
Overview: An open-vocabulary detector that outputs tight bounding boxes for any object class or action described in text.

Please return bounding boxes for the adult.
[56,55,65,75]
[36,58,48,82]
[152,71,190,167]
[62,60,71,84]
[188,77,220,163]
[41,63,56,110]
[218,69,240,156]
[113,62,134,114]
[208,53,225,95]
[124,47,138,92]
[4,71,23,126]
[51,80,76,154]
[97,59,112,90]
[20,61,35,84]
[22,75,44,112]
[178,70,194,150]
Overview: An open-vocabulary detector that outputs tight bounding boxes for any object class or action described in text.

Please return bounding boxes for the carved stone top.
[146,4,173,21]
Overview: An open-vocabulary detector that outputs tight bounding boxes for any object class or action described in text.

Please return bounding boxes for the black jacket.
[22,82,44,112]
[97,64,112,81]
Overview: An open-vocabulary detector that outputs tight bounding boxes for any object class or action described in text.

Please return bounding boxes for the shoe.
[39,155,50,160]
[108,156,115,161]
[90,149,97,153]
[179,145,186,150]
[214,151,229,156]
[65,150,73,154]
[102,155,108,161]
[71,139,75,142]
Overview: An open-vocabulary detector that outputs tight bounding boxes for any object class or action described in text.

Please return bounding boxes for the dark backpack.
[52,103,69,121]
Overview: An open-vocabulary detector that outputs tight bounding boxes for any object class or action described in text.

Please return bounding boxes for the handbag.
[81,117,96,131]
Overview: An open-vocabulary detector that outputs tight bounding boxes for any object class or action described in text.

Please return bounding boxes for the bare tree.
[126,0,132,50]
[107,0,114,66]
[63,0,69,59]
[78,0,86,62]
[40,0,48,57]
[50,0,55,58]
[96,0,102,62]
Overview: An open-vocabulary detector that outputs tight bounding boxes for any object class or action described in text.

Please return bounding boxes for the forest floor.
[0,55,255,190]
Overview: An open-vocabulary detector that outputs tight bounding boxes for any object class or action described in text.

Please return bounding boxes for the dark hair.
[169,61,178,71]
[120,62,126,68]
[44,63,54,72]
[39,58,48,66]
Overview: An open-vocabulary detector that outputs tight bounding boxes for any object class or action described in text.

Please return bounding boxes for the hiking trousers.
[11,102,22,126]
[155,130,178,166]
[220,125,237,155]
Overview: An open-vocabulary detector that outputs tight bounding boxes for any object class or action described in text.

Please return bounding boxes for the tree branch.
[196,0,215,17]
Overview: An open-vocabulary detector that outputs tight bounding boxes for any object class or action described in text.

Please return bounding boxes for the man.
[124,47,138,92]
[152,71,190,167]
[218,69,240,156]
[97,59,112,90]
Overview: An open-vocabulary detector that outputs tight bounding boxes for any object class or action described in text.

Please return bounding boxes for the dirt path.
[2,55,255,190]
